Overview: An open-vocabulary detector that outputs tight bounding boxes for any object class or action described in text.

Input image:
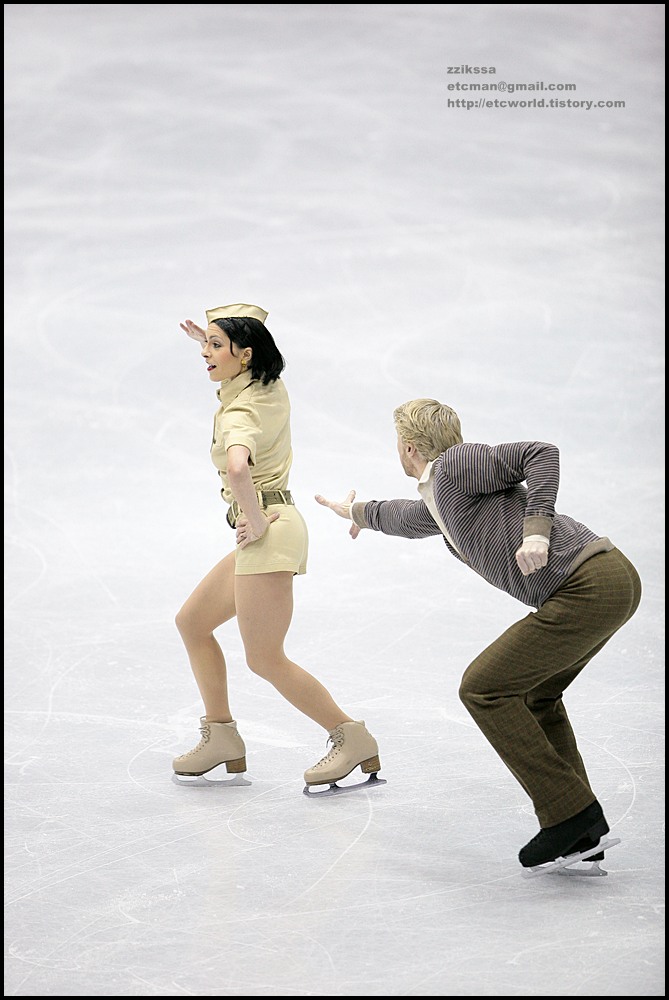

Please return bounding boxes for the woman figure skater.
[172,303,380,792]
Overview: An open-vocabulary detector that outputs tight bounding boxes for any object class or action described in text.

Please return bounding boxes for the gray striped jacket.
[351,441,612,609]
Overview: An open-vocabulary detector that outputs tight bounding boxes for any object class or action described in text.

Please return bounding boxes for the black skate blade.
[303,773,387,797]
[171,771,251,788]
[520,837,621,878]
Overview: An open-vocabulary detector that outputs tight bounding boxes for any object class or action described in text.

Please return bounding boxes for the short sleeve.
[220,396,261,466]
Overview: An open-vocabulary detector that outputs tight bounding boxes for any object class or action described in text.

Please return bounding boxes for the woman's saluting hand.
[180,319,207,344]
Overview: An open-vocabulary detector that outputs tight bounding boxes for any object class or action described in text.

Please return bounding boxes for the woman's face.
[200,324,250,382]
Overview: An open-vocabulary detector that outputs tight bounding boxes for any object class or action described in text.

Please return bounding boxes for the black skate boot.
[570,837,605,862]
[519,800,609,868]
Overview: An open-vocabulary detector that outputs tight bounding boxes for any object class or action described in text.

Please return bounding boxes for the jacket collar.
[216,368,254,407]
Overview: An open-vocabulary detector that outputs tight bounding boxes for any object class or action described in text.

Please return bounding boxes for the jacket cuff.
[523,515,552,540]
[351,501,369,528]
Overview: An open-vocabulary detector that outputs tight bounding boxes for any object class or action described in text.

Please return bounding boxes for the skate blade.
[520,837,621,878]
[303,773,387,797]
[556,861,608,877]
[171,771,251,788]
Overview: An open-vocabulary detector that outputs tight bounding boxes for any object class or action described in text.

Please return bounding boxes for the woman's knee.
[244,654,264,678]
[175,605,208,642]
[244,649,285,681]
[174,606,189,636]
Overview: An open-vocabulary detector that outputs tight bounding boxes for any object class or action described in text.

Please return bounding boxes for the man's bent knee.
[459,674,482,713]
[459,663,485,706]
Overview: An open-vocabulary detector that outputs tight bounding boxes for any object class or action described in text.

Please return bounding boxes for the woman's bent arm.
[227,445,276,544]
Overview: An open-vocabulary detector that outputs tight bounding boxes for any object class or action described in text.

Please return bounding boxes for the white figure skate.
[303,720,386,797]
[172,718,251,787]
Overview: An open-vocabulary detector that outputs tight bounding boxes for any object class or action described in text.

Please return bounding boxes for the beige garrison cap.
[206,303,269,324]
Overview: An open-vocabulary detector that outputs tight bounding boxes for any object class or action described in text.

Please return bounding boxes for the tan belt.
[226,490,294,529]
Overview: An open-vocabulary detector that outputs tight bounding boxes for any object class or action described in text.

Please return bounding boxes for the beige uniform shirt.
[210,370,293,503]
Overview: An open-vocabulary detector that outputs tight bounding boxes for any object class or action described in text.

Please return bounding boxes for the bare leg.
[235,571,353,731]
[175,552,237,721]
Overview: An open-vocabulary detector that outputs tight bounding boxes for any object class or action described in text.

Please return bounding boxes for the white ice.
[4,4,665,997]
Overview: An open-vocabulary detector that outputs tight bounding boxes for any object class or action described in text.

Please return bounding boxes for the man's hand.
[315,490,360,539]
[180,319,207,344]
[515,538,549,576]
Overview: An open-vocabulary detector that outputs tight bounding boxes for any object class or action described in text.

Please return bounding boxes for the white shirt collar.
[418,460,434,487]
[416,459,462,555]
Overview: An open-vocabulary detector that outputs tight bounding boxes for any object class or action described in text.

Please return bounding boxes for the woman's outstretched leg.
[173,552,246,776]
[175,551,236,720]
[235,570,380,786]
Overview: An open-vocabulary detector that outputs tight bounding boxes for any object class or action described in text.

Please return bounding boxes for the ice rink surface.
[4,4,665,996]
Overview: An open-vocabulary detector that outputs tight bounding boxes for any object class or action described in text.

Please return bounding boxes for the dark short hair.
[212,316,286,385]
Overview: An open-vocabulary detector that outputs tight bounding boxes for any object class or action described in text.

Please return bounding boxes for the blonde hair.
[393,398,463,460]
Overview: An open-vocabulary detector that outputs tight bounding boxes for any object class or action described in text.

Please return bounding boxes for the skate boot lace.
[182,722,211,758]
[313,726,345,769]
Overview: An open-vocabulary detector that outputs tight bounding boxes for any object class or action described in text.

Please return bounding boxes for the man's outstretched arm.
[315,490,441,540]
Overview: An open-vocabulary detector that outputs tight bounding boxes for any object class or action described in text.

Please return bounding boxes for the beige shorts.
[233,503,309,576]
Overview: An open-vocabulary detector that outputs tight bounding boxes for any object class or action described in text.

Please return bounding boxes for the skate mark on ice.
[281,797,378,906]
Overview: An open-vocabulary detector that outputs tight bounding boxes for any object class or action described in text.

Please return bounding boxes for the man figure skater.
[316,398,641,874]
